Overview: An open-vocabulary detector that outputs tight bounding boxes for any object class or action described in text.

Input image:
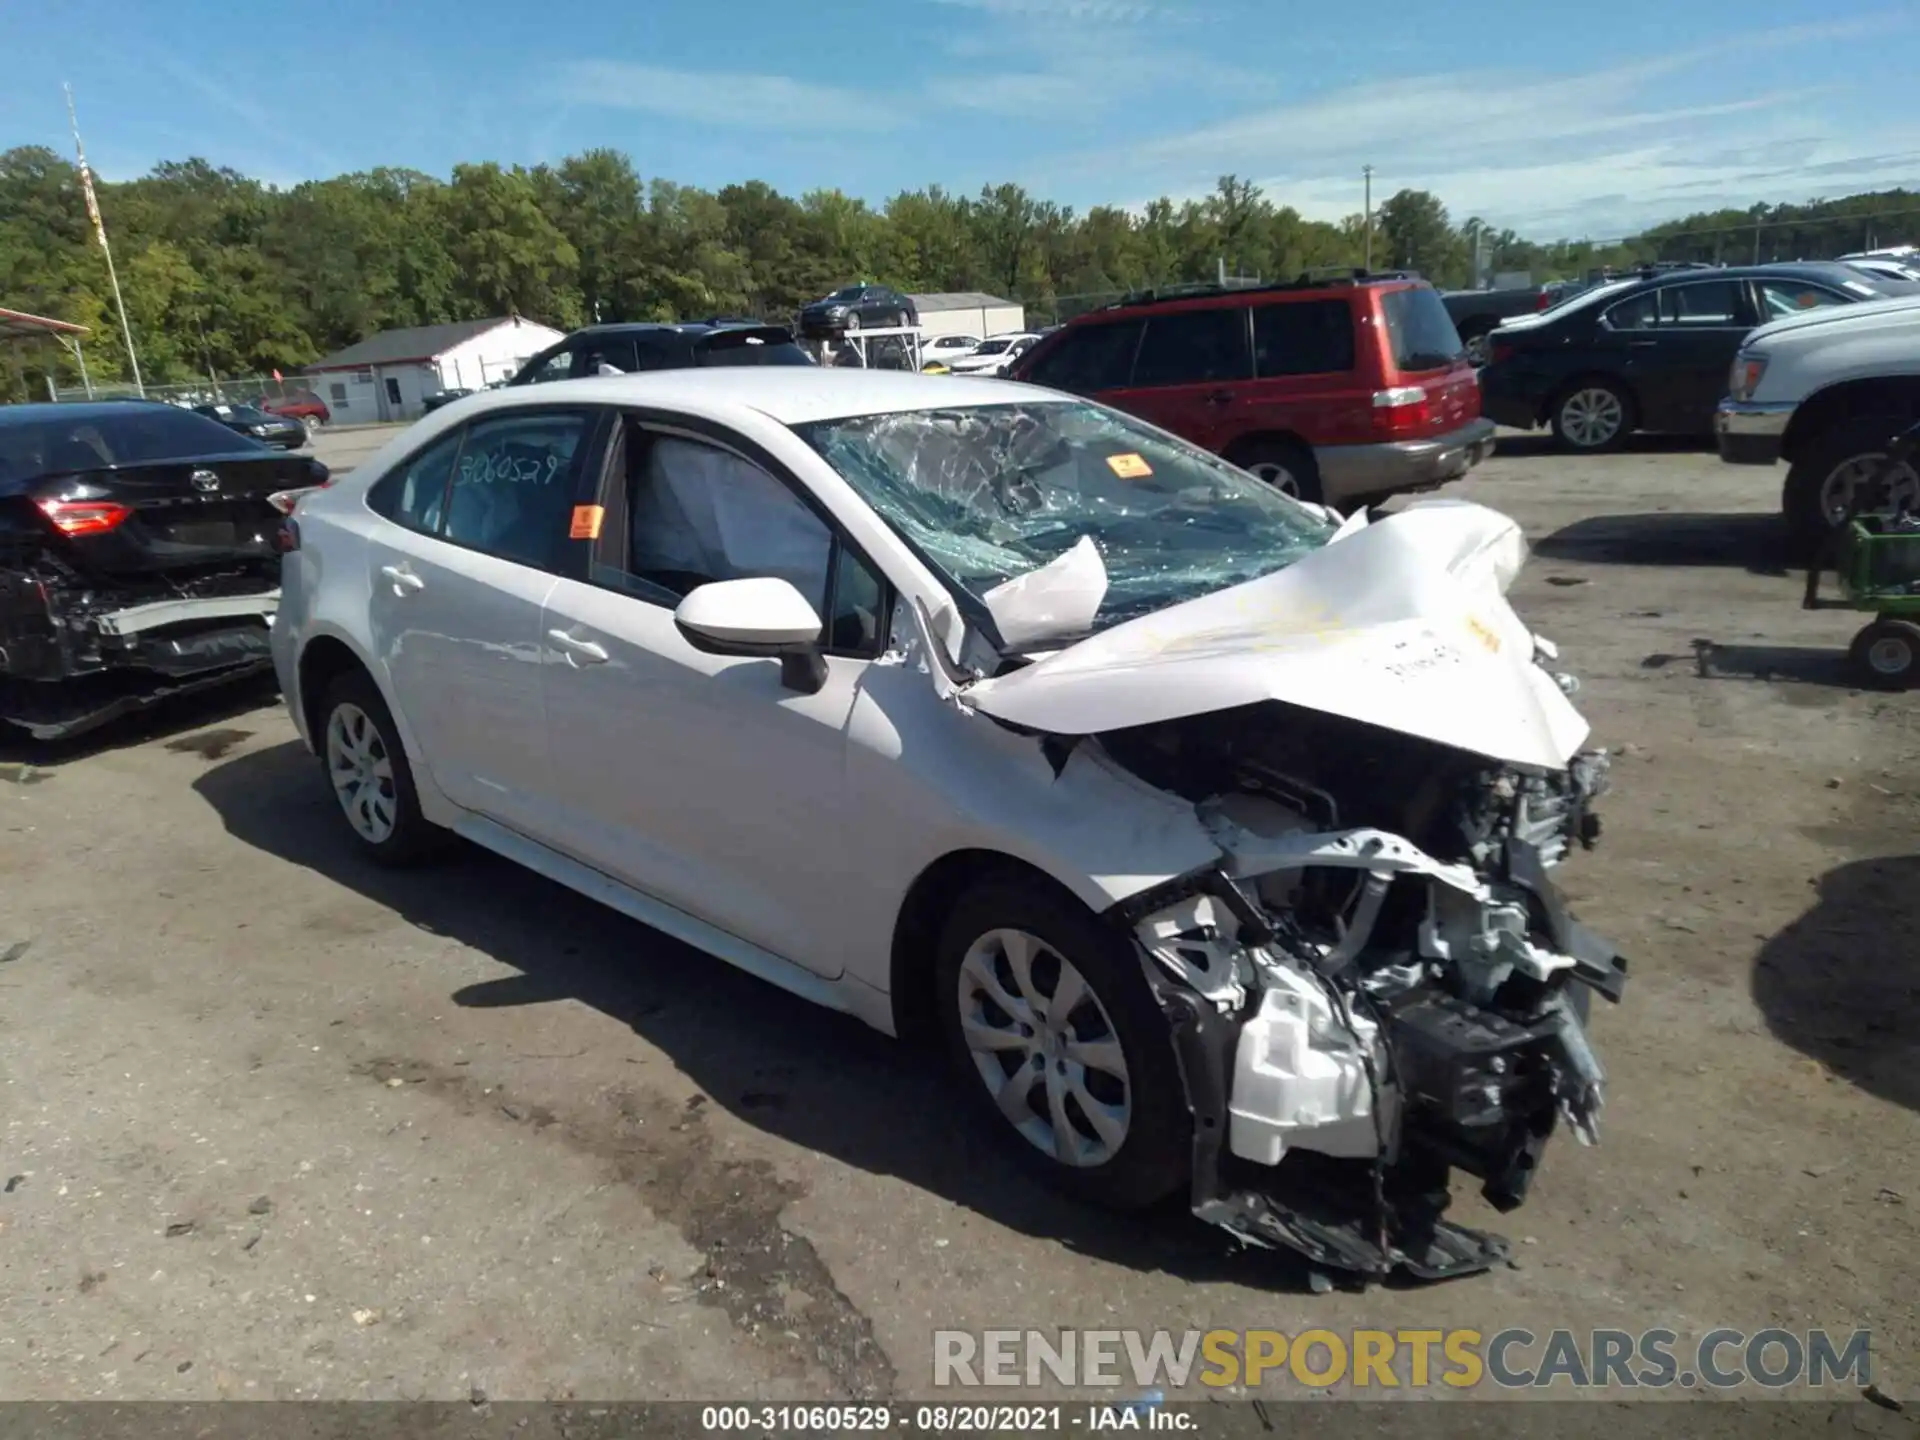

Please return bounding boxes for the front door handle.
[547,629,609,665]
[379,564,424,593]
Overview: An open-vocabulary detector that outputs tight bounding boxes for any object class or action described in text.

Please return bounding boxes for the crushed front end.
[1098,701,1626,1282]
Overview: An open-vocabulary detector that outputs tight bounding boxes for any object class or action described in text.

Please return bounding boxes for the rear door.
[1101,304,1254,452]
[1240,296,1367,446]
[1646,279,1759,431]
[364,407,606,838]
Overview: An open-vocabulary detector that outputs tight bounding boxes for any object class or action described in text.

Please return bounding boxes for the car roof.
[557,321,776,340]
[429,368,1049,427]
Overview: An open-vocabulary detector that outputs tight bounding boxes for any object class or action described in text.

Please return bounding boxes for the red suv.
[1007,272,1494,509]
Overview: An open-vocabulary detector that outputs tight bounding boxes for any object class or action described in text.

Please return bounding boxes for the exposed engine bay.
[1091,699,1624,1281]
[0,547,279,740]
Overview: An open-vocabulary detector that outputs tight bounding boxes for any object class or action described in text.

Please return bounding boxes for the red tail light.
[1536,290,1553,310]
[35,498,132,536]
[1370,385,1433,438]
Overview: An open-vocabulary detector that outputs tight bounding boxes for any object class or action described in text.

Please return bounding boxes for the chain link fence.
[50,375,327,408]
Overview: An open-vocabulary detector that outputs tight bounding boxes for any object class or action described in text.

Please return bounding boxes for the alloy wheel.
[1247,460,1300,497]
[1560,387,1625,449]
[955,928,1132,1167]
[1819,453,1920,525]
[326,702,398,844]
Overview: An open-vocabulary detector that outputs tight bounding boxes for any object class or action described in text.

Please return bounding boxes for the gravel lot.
[0,429,1914,1413]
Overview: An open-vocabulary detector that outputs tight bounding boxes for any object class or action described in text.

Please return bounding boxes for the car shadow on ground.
[0,675,284,772]
[191,739,1341,1293]
[1751,853,1918,1117]
[1533,511,1794,576]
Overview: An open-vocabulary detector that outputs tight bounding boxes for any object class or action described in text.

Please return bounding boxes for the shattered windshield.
[794,400,1335,647]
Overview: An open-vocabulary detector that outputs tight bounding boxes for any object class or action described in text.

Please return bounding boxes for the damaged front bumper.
[0,581,279,740]
[1108,757,1627,1283]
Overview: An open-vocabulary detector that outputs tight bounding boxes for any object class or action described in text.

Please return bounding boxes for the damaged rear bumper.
[1108,779,1626,1283]
[0,584,279,740]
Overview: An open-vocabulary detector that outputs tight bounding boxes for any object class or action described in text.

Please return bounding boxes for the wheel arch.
[1781,377,1920,465]
[888,848,1110,1046]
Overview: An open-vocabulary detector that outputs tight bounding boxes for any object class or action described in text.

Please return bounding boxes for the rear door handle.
[379,564,424,593]
[547,629,609,665]
[1629,340,1659,349]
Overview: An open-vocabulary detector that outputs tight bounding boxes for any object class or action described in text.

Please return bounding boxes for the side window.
[826,547,887,655]
[577,338,639,376]
[1660,281,1744,326]
[368,429,462,533]
[1252,299,1356,377]
[1023,319,1143,395]
[622,434,834,613]
[1132,307,1253,388]
[1604,291,1661,331]
[1759,281,1849,319]
[441,411,591,569]
[523,348,576,384]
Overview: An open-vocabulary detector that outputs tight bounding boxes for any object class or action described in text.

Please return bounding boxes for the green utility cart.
[1804,515,1920,689]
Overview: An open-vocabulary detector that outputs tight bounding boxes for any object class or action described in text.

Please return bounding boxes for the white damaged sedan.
[271,370,1624,1281]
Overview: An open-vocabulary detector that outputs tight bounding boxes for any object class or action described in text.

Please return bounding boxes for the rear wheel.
[1551,379,1633,452]
[1849,618,1920,690]
[1230,437,1324,504]
[934,880,1189,1210]
[844,312,862,333]
[318,669,440,866]
[1460,322,1497,368]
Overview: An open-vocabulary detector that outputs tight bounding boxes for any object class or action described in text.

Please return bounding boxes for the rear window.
[1379,287,1465,371]
[694,329,815,368]
[1021,318,1143,395]
[1252,299,1355,376]
[0,406,261,480]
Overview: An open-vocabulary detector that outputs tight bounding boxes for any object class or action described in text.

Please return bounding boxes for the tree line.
[0,142,1912,401]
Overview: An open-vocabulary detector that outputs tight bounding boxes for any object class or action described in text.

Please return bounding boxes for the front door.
[540,421,890,977]
[365,408,602,837]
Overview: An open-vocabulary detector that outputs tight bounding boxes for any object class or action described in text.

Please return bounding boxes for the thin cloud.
[559,61,897,131]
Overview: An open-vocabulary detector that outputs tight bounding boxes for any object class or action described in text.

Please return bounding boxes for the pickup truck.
[1442,286,1555,364]
[1715,291,1920,548]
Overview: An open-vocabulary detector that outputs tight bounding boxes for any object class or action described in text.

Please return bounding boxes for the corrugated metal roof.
[307,316,520,371]
[909,292,1020,312]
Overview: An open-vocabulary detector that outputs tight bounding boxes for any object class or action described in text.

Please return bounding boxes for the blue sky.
[4,0,1917,240]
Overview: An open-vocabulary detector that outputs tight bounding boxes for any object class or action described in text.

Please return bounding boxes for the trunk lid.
[33,450,324,576]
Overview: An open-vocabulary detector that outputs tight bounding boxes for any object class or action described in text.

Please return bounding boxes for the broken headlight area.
[1099,702,1627,1283]
[0,554,278,740]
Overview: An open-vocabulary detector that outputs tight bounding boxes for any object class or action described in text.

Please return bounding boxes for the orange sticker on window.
[1106,452,1152,478]
[569,505,605,540]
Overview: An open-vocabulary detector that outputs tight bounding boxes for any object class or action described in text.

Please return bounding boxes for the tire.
[316,669,441,866]
[1229,437,1324,504]
[1460,322,1496,368]
[933,879,1190,1210]
[896,310,911,329]
[1849,618,1920,691]
[1782,412,1915,550]
[1550,379,1634,453]
[844,312,861,333]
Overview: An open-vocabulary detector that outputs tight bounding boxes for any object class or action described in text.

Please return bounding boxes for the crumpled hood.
[962,499,1590,771]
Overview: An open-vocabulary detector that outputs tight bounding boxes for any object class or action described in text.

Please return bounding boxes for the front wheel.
[1782,412,1919,551]
[843,312,861,333]
[934,881,1190,1210]
[1850,618,1920,691]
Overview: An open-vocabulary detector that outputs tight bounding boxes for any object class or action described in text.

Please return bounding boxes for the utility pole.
[64,83,143,396]
[1362,165,1374,270]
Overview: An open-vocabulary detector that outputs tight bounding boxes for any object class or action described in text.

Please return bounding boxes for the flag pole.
[64,82,143,396]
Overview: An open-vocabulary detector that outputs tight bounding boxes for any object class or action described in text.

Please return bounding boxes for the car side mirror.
[673,577,828,694]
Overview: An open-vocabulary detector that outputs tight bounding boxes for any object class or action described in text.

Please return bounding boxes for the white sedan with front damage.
[270,369,1624,1281]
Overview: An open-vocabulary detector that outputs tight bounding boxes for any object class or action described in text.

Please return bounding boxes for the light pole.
[1362,165,1374,271]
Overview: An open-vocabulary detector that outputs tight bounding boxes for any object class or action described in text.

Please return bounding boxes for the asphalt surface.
[1,427,1915,1417]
